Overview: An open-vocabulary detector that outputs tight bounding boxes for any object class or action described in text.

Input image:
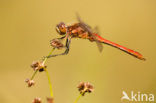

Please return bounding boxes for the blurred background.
[0,0,156,103]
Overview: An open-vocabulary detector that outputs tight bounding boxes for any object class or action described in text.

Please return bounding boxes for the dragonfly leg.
[47,37,71,58]
[57,35,66,40]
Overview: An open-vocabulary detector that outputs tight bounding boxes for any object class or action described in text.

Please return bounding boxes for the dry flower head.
[47,97,54,103]
[50,39,64,49]
[32,97,41,103]
[25,78,35,87]
[31,61,47,72]
[77,82,94,96]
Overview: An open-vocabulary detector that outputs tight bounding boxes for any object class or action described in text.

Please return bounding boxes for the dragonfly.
[47,14,145,60]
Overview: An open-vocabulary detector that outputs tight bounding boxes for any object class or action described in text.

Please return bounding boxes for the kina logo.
[121,91,154,102]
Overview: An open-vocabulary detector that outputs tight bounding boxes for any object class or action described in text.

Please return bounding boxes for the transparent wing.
[76,13,93,35]
[94,26,103,52]
[76,13,103,52]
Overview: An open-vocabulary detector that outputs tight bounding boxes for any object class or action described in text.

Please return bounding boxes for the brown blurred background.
[0,0,156,103]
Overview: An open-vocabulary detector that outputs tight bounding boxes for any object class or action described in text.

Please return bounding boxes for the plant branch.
[74,92,83,103]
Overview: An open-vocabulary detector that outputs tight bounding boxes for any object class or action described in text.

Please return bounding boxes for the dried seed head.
[47,97,54,103]
[31,61,46,72]
[50,39,64,49]
[25,78,35,87]
[32,97,41,103]
[77,82,94,96]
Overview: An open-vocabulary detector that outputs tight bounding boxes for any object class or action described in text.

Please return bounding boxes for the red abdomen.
[94,33,145,60]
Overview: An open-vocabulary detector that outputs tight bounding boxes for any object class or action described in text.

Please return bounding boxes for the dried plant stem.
[74,92,83,103]
[42,48,55,97]
[29,48,55,97]
[44,68,54,97]
[42,48,55,64]
[30,70,38,80]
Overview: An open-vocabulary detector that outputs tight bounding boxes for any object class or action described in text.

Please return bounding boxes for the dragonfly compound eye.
[56,22,66,35]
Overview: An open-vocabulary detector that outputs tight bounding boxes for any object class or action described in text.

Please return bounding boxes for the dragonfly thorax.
[67,23,92,40]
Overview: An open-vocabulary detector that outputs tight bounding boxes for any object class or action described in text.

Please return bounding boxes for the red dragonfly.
[48,14,145,60]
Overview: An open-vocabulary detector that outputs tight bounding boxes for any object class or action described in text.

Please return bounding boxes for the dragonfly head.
[56,22,67,35]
